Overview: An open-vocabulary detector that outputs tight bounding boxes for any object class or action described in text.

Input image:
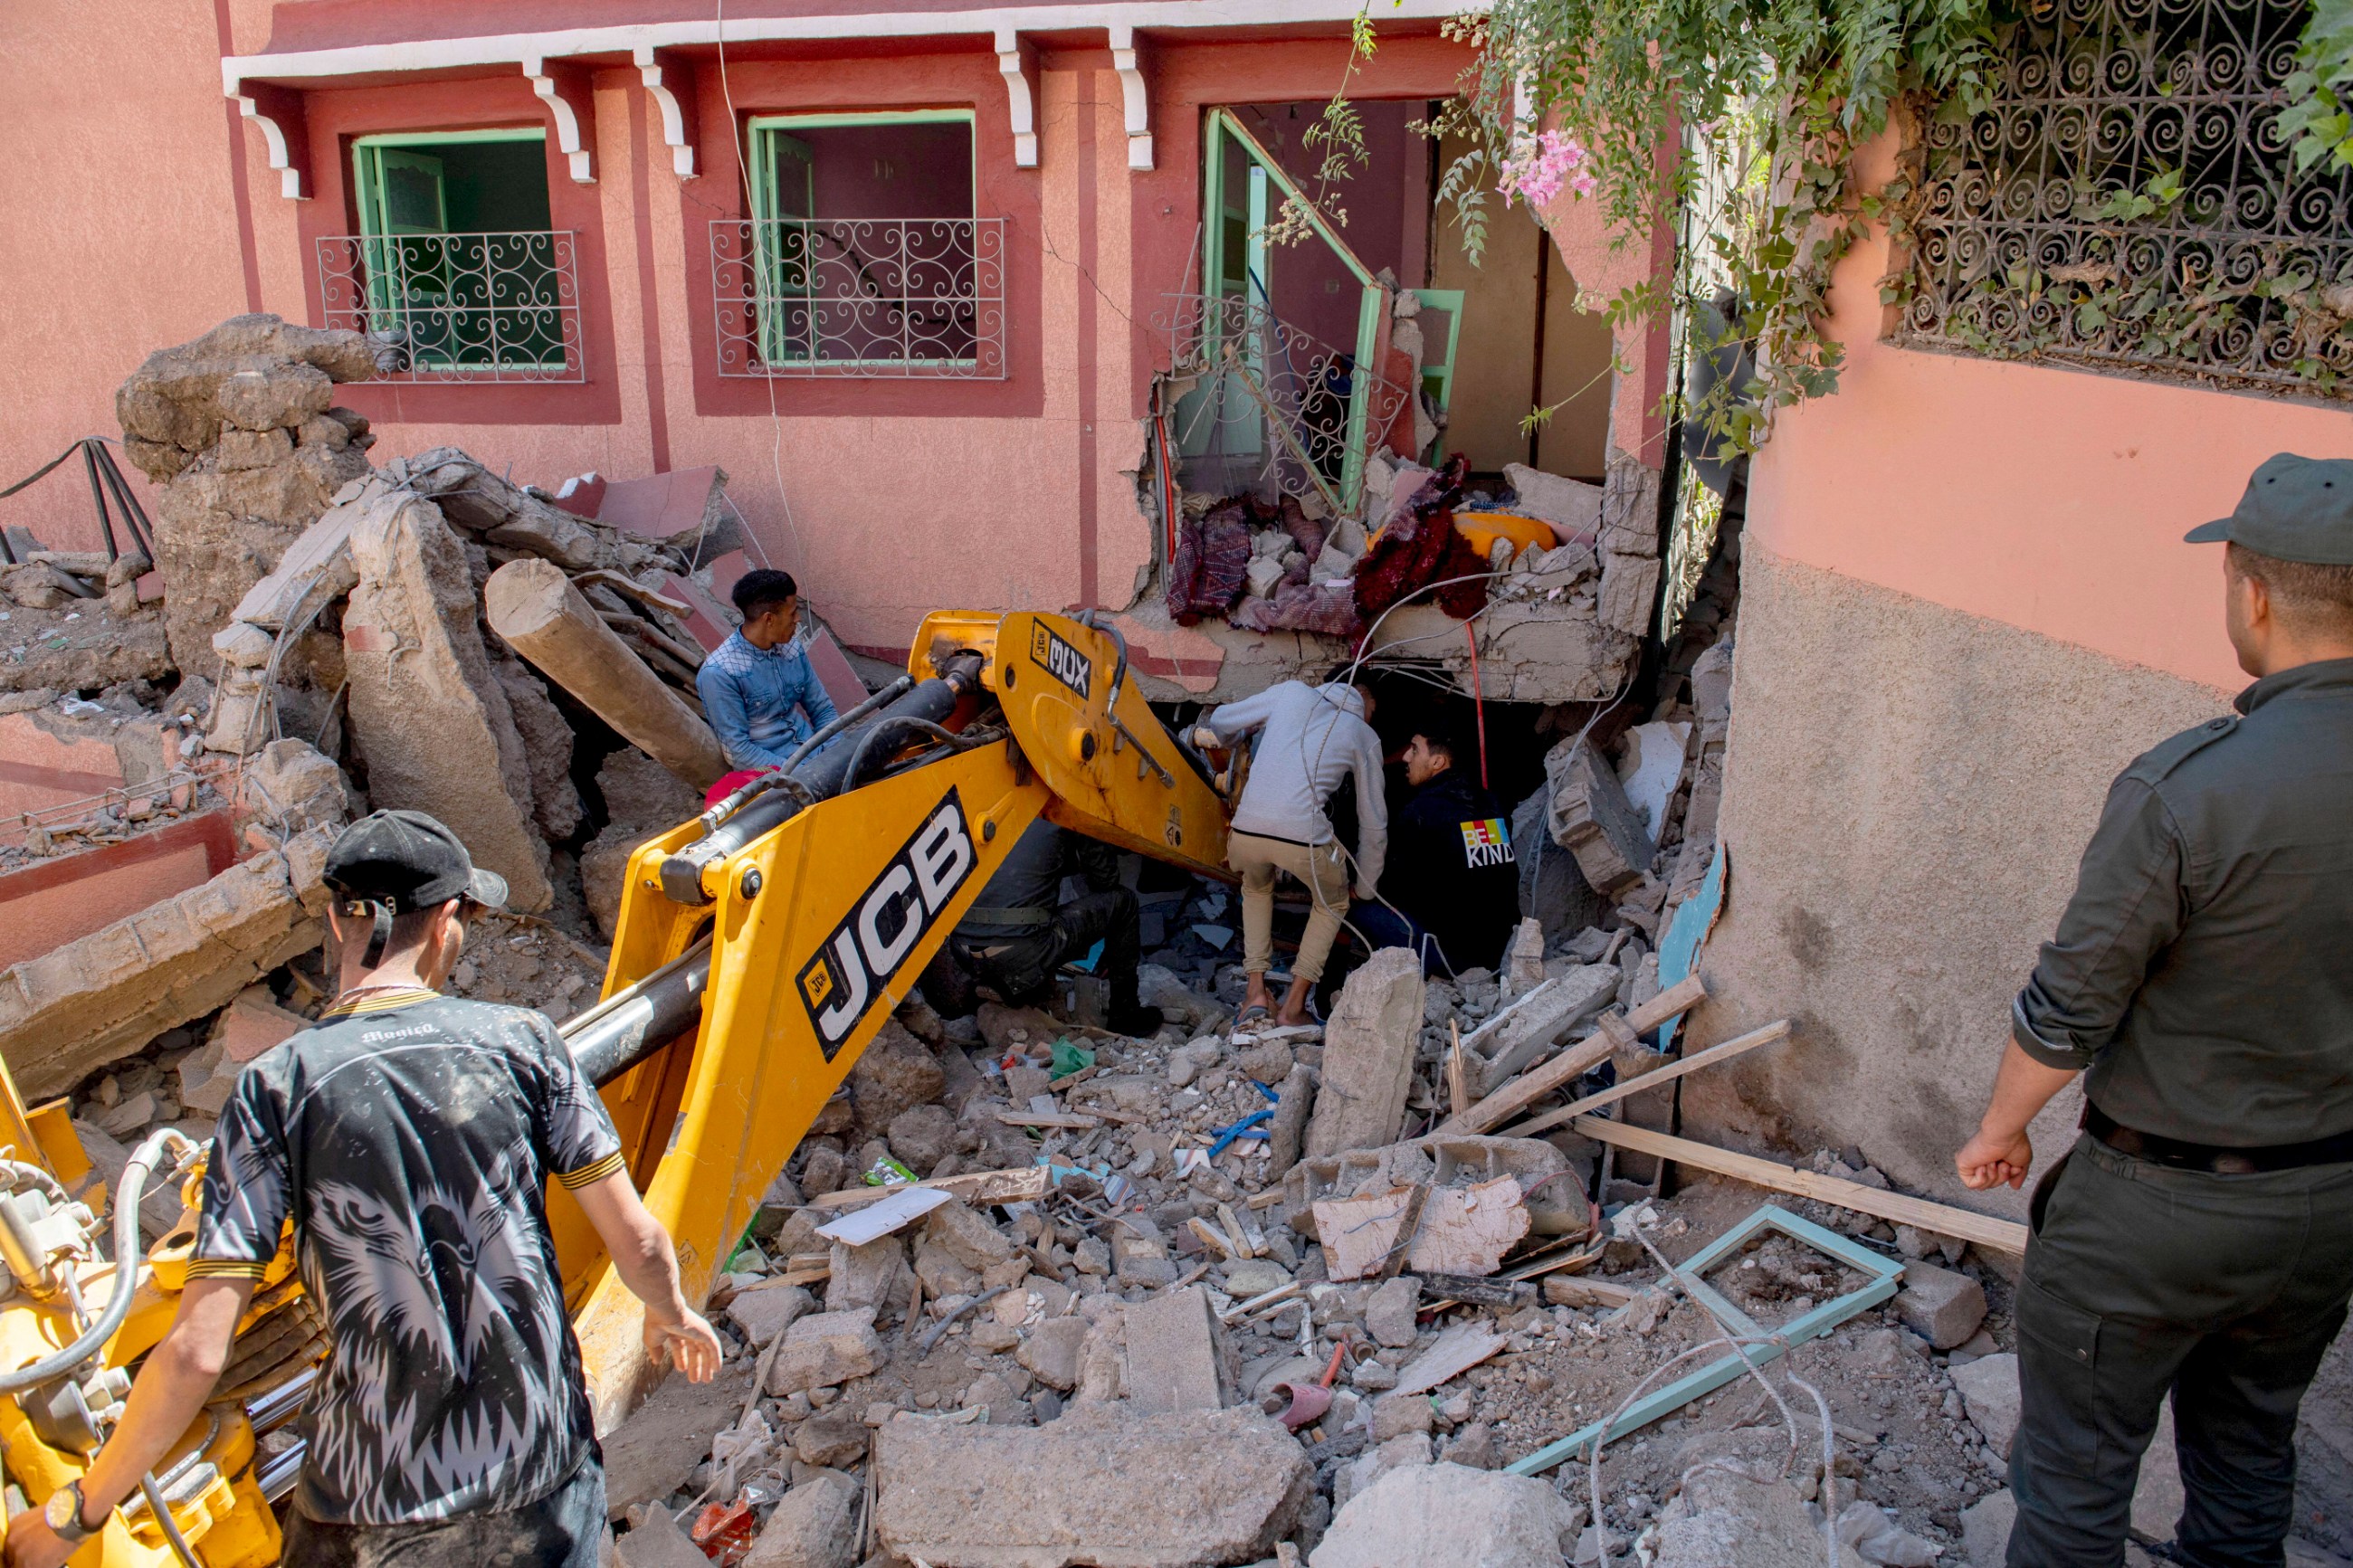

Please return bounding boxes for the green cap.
[2186,453,2353,565]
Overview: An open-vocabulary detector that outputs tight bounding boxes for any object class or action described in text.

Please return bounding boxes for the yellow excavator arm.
[0,612,1234,1565]
[554,611,1235,1426]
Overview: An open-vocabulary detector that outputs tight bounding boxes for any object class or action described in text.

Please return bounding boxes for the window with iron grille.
[1893,0,2353,398]
[318,128,583,382]
[710,111,1005,377]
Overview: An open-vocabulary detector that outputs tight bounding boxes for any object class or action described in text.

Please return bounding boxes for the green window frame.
[348,128,569,375]
[744,110,982,370]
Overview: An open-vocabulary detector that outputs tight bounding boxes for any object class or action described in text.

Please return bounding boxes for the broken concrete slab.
[207,984,310,1065]
[1122,1283,1231,1414]
[1314,1178,1531,1280]
[601,1362,755,1519]
[0,826,334,1099]
[1392,1322,1507,1399]
[1458,965,1621,1098]
[344,491,552,910]
[1892,1258,1988,1350]
[744,1470,862,1568]
[1310,1461,1582,1568]
[1305,949,1424,1160]
[1546,736,1654,898]
[1019,1316,1090,1392]
[1285,1133,1584,1239]
[767,1307,885,1396]
[873,1404,1312,1568]
[1953,1352,2022,1459]
[1501,464,1604,541]
[726,1280,814,1349]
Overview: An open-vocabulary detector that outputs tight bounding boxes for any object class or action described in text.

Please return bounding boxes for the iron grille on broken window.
[710,218,1006,378]
[1894,0,2353,396]
[317,232,584,383]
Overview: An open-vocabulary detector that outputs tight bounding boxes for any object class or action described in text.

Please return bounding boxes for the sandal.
[1230,1003,1272,1044]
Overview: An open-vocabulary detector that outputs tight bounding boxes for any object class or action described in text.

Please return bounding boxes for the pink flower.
[1499,129,1594,208]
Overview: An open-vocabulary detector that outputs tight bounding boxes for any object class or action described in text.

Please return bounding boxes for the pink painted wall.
[1746,129,2353,693]
[0,3,1475,662]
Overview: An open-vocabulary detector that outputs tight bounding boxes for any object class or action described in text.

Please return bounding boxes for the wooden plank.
[1567,1117,2029,1255]
[1624,974,1709,1035]
[1446,1021,1470,1121]
[1505,1021,1794,1139]
[805,1165,1050,1213]
[1436,1033,1616,1136]
[1539,1277,1643,1310]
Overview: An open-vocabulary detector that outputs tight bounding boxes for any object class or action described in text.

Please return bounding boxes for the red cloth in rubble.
[1351,455,1487,623]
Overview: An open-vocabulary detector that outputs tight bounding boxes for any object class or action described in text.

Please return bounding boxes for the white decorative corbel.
[522,53,596,184]
[634,45,699,179]
[996,28,1040,169]
[226,78,311,200]
[1108,24,1152,171]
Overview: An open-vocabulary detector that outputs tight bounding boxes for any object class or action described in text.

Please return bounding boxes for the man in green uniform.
[1956,453,2353,1568]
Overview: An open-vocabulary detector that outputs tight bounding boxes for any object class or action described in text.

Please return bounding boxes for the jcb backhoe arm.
[554,612,1234,1428]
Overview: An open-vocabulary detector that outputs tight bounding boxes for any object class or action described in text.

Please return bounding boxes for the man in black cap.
[7,811,720,1568]
[1955,453,2353,1567]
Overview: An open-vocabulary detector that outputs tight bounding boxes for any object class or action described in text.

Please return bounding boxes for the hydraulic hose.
[0,1127,192,1393]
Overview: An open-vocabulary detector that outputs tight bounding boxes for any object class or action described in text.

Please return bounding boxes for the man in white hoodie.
[1198,678,1388,1029]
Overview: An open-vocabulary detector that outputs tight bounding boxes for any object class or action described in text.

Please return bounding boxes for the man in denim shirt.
[696,569,841,770]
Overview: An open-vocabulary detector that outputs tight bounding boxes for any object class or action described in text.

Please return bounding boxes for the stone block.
[1500,464,1605,539]
[767,1308,885,1397]
[846,1022,945,1134]
[924,1198,1015,1272]
[791,1413,869,1468]
[1959,1488,2015,1568]
[1312,1461,1582,1568]
[727,1281,814,1349]
[1366,1277,1419,1348]
[825,1235,910,1314]
[1306,949,1425,1159]
[1460,965,1621,1098]
[1953,1353,2022,1459]
[746,1470,862,1568]
[1018,1316,1089,1392]
[1599,550,1664,638]
[1893,1259,1988,1350]
[208,984,310,1064]
[874,1404,1311,1568]
[1122,1284,1230,1414]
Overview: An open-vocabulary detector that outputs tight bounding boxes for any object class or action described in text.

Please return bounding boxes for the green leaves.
[2286,0,2353,169]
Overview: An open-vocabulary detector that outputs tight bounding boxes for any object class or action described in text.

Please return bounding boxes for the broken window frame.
[738,109,999,376]
[1196,108,1389,512]
[336,128,580,380]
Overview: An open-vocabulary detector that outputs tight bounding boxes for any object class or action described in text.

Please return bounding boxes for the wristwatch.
[43,1481,99,1544]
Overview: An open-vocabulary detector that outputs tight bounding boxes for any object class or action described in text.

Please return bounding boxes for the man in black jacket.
[1351,724,1519,976]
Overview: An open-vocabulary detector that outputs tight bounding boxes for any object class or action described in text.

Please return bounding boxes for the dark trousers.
[282,1453,606,1568]
[958,889,1142,1015]
[2007,1134,2353,1568]
[1348,901,1453,977]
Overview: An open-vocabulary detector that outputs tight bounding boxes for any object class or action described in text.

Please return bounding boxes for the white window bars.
[710,217,1006,378]
[317,232,584,383]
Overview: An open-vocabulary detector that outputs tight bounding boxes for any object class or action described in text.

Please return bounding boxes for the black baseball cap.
[323,810,509,915]
[2186,453,2353,565]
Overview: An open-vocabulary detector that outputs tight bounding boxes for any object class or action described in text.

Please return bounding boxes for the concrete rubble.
[13,311,2350,1568]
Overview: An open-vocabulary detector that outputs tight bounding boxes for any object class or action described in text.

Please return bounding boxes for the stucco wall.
[1680,545,2232,1212]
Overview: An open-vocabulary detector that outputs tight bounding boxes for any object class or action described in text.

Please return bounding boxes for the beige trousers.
[1227,831,1352,984]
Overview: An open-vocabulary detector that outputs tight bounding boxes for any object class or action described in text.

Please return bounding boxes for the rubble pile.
[0,313,742,1147]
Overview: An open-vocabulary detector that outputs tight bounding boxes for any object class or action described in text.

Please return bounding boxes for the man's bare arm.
[569,1172,722,1382]
[6,1278,253,1568]
[1956,1041,2081,1191]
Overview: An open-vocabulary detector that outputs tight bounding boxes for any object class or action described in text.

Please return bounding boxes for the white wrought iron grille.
[1159,292,1417,517]
[1895,0,2353,396]
[317,232,584,383]
[710,218,1005,377]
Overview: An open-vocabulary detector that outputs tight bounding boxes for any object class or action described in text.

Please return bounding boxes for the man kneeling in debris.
[1194,676,1386,1031]
[6,811,722,1568]
[933,821,1164,1038]
[1351,719,1517,976]
[697,568,840,772]
[1956,453,2353,1568]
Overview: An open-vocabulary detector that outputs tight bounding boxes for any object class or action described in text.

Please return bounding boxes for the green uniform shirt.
[2014,657,2353,1145]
